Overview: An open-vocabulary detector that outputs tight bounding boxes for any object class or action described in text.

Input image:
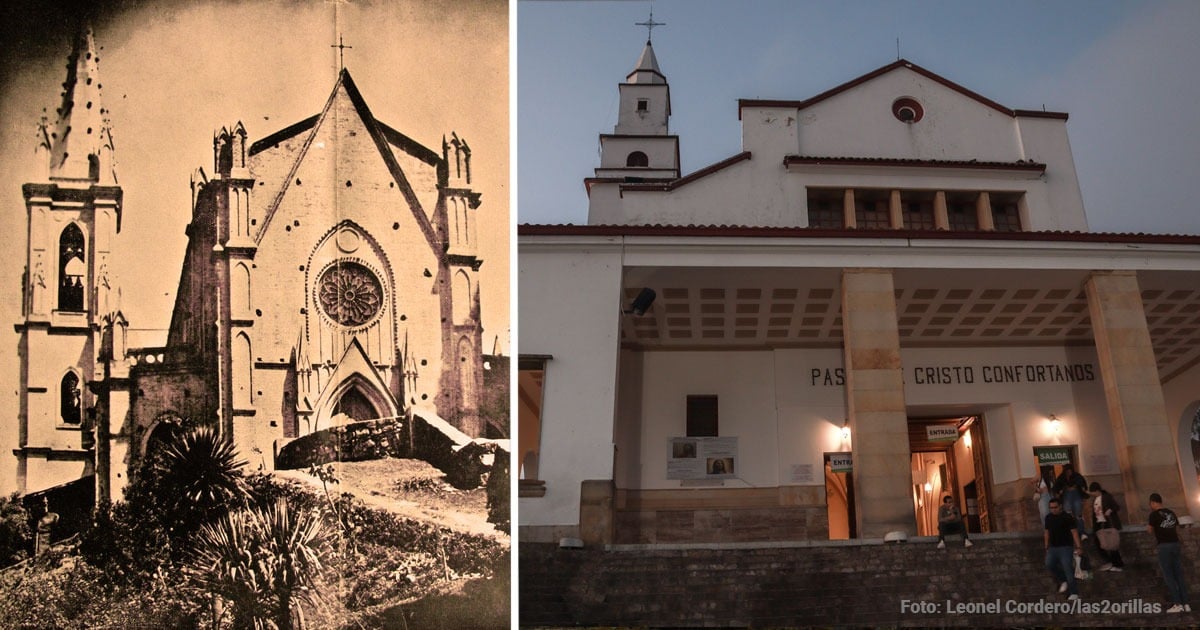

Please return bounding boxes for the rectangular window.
[687,395,719,437]
[518,356,550,494]
[636,98,649,112]
[902,194,935,230]
[806,189,844,228]
[854,192,890,228]
[947,197,978,231]
[991,194,1022,232]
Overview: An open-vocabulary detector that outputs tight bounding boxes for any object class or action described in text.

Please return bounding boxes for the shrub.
[0,492,31,567]
[184,499,332,630]
[486,448,510,532]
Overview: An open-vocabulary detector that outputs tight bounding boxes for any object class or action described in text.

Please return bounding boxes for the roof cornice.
[517,223,1200,247]
[783,155,1046,173]
[737,59,1068,121]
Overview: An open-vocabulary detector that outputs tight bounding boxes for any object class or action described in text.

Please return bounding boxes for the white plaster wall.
[619,344,1111,493]
[1015,116,1089,231]
[594,157,807,228]
[591,66,1087,232]
[599,136,677,170]
[1162,360,1200,518]
[616,84,669,134]
[792,67,1021,163]
[901,345,1109,486]
[775,348,852,484]
[517,242,624,528]
[634,350,778,489]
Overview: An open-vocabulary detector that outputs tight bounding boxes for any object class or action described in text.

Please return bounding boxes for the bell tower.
[595,14,680,182]
[15,21,124,495]
[439,132,485,435]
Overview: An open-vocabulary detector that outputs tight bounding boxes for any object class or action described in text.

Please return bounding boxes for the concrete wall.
[517,242,624,534]
[618,345,1108,497]
[1162,359,1200,519]
[591,65,1087,232]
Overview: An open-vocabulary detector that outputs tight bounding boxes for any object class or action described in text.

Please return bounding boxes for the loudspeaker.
[627,287,656,316]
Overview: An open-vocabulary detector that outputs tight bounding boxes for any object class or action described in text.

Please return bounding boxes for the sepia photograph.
[0,0,509,627]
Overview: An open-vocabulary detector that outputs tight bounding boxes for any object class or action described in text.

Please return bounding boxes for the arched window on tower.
[233,333,252,408]
[626,151,649,168]
[457,337,476,411]
[60,371,82,425]
[58,224,86,312]
[232,262,251,317]
[453,270,472,325]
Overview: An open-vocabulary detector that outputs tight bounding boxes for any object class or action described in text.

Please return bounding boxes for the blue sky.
[517,0,1200,235]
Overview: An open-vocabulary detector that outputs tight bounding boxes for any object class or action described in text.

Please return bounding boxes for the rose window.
[317,262,383,327]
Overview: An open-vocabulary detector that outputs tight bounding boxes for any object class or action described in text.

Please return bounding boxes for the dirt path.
[271,458,508,541]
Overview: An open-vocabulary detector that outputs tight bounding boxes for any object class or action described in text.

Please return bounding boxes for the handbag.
[1096,526,1120,551]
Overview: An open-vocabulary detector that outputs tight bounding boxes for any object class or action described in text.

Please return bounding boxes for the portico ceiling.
[619,267,1200,382]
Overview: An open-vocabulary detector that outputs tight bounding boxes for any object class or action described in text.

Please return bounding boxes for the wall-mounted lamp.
[924,482,933,494]
[963,430,972,449]
[624,288,657,316]
[1049,414,1061,435]
[840,419,851,442]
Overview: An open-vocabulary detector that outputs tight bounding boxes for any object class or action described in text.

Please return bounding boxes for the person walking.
[1032,465,1054,525]
[936,495,973,548]
[1053,464,1088,540]
[1148,493,1191,613]
[1087,482,1124,571]
[1045,497,1083,600]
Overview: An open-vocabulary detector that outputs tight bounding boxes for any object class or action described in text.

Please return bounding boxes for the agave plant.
[151,425,249,513]
[130,425,252,551]
[185,499,331,630]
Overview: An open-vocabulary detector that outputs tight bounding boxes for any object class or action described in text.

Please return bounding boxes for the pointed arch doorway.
[311,373,399,433]
[334,386,381,423]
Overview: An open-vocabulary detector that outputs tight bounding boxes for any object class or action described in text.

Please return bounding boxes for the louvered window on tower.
[58,224,85,312]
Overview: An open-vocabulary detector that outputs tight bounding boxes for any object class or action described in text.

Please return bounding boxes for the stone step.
[520,529,1200,626]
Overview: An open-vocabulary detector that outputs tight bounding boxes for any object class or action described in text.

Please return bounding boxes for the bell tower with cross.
[594,8,680,186]
[16,19,126,496]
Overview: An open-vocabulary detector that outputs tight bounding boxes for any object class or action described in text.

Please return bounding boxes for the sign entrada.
[809,362,1096,387]
[927,424,959,442]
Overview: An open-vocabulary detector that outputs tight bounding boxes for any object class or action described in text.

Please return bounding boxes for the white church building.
[518,39,1200,545]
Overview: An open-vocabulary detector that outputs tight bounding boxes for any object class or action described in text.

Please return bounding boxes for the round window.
[892,97,924,123]
[316,261,383,327]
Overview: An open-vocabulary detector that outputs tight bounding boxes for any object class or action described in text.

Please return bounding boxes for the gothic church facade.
[14,25,487,500]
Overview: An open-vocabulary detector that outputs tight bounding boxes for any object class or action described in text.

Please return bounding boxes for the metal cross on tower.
[331,34,353,70]
[636,8,665,43]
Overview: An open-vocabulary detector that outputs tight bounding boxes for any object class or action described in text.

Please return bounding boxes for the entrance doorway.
[824,452,856,539]
[909,416,992,536]
[1032,445,1080,499]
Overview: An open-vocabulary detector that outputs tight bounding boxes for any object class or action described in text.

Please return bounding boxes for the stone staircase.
[520,529,1200,627]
